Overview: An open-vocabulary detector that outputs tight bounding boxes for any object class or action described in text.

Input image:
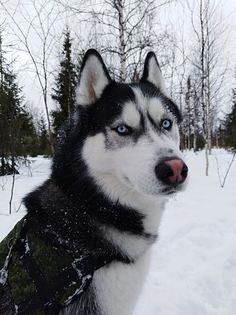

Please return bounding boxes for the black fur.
[140,51,161,82]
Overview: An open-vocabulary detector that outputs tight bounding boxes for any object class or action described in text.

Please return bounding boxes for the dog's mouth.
[160,184,184,195]
[161,187,176,195]
[120,173,186,197]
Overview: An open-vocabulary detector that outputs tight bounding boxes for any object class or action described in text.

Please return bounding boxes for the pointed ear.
[76,49,111,106]
[140,52,166,93]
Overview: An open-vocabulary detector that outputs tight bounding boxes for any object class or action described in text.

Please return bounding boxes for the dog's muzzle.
[155,157,188,188]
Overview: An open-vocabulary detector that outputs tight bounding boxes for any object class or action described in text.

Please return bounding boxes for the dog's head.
[55,49,188,201]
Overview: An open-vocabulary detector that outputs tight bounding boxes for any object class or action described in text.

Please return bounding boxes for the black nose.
[155,158,188,186]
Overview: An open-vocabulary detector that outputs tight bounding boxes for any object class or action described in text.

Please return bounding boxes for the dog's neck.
[78,173,165,261]
[88,171,168,235]
[81,172,168,260]
[25,172,167,261]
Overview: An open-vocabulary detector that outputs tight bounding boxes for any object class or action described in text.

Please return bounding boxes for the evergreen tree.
[0,31,38,175]
[38,115,51,156]
[223,88,236,151]
[51,28,77,136]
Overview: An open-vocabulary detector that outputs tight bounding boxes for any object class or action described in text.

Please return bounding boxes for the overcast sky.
[0,0,236,117]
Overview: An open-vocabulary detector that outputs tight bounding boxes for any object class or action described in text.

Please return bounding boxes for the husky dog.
[0,50,188,315]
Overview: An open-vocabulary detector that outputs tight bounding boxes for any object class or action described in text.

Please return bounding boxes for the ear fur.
[76,49,111,106]
[140,52,166,93]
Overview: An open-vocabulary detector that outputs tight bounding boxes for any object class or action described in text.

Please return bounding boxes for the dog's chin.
[160,183,187,196]
[144,187,177,197]
[160,186,177,195]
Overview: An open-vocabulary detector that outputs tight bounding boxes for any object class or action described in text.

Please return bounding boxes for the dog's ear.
[140,52,166,93]
[76,49,111,106]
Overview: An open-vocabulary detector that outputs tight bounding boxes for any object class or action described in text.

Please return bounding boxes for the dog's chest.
[93,249,151,315]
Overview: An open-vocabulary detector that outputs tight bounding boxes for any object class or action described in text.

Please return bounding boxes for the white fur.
[122,102,141,128]
[148,98,165,123]
[76,55,109,106]
[103,227,150,260]
[93,249,151,315]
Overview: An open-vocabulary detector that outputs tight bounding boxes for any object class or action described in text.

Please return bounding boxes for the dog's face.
[75,50,188,199]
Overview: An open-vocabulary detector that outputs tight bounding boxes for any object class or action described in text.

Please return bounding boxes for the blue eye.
[161,119,172,130]
[114,125,132,135]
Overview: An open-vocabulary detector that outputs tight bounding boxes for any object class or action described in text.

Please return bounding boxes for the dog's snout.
[155,158,188,186]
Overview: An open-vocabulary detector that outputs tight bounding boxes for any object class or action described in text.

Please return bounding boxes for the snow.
[0,268,8,285]
[0,150,236,314]
[0,157,51,240]
[135,149,236,315]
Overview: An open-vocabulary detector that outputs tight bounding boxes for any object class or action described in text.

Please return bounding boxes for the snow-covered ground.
[0,157,51,240]
[0,150,236,315]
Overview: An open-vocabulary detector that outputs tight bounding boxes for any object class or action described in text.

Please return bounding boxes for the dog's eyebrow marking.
[159,95,182,123]
[122,102,141,128]
[130,86,147,112]
[148,99,165,124]
[147,112,160,131]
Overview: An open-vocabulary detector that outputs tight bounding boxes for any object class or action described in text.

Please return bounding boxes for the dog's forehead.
[130,86,166,117]
[120,92,166,129]
[129,84,181,123]
[118,85,176,128]
[93,82,180,126]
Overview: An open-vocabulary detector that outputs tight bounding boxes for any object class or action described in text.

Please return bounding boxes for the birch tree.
[182,74,201,151]
[188,0,227,175]
[0,0,61,155]
[55,0,175,81]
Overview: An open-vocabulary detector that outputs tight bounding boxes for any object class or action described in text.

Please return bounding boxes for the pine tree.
[0,31,37,175]
[38,115,51,156]
[51,28,77,136]
[223,88,236,151]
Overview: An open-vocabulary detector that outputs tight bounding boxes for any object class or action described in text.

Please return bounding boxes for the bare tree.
[214,152,236,188]
[9,167,16,214]
[0,0,61,154]
[188,0,228,175]
[55,0,175,81]
[179,68,202,152]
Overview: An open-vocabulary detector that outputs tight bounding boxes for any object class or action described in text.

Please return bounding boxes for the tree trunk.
[117,0,126,81]
[1,155,5,176]
[43,93,54,155]
[9,166,16,214]
[205,142,209,176]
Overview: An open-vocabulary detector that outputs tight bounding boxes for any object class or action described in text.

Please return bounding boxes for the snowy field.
[0,150,236,315]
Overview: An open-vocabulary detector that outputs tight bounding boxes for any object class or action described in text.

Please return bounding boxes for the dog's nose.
[155,158,188,186]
